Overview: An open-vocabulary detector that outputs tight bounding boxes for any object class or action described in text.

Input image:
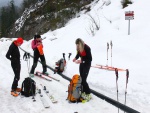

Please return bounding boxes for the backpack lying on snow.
[21,77,36,97]
[67,74,83,103]
[54,58,66,74]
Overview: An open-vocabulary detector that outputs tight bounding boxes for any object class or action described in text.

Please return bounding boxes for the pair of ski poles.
[115,68,129,113]
[63,53,72,61]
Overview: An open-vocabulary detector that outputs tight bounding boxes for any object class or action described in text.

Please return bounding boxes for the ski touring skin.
[40,84,58,103]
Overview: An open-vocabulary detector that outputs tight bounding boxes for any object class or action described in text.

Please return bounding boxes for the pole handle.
[68,53,72,60]
[126,69,129,83]
[63,53,66,60]
[115,68,118,80]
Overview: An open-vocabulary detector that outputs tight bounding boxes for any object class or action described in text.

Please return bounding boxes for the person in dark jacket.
[73,38,92,101]
[30,35,48,76]
[6,37,23,97]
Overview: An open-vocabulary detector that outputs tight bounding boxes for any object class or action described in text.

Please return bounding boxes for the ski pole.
[63,53,66,61]
[124,69,129,113]
[68,53,72,60]
[110,40,113,67]
[23,52,30,73]
[27,54,36,101]
[115,68,119,113]
[63,53,67,70]
[23,52,30,61]
[107,42,109,66]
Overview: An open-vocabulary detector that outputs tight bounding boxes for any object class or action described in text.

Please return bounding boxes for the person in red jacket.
[6,37,24,97]
[73,38,92,101]
[30,35,48,76]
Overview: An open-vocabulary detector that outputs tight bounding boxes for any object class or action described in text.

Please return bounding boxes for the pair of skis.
[92,64,129,112]
[34,72,58,108]
[36,84,58,108]
[40,84,58,103]
[35,71,60,82]
[91,64,126,71]
[37,87,50,108]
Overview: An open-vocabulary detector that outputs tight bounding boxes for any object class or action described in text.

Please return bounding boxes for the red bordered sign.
[125,11,134,20]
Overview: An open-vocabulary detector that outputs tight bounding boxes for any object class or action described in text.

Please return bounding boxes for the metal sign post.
[128,19,130,35]
[125,11,134,35]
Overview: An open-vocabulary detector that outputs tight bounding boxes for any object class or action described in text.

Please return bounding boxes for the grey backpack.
[54,58,66,74]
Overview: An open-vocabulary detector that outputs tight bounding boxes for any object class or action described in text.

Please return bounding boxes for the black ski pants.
[79,62,91,94]
[11,61,21,90]
[30,50,47,74]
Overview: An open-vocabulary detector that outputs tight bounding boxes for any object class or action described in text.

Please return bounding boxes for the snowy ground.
[0,0,150,113]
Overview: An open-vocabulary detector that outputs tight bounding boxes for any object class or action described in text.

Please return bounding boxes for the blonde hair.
[75,38,84,52]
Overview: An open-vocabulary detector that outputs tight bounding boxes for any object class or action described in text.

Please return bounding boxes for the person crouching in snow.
[73,38,92,101]
[6,37,24,97]
[30,35,48,77]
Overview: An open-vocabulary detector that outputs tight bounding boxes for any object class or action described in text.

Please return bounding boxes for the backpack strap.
[20,80,25,95]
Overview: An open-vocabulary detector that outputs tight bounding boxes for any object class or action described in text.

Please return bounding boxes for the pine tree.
[0,0,19,37]
[121,0,132,8]
[0,7,9,37]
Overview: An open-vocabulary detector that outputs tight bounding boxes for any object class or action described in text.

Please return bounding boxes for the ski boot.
[81,92,86,99]
[30,73,34,78]
[85,94,92,101]
[81,93,92,103]
[11,90,18,97]
[43,72,49,75]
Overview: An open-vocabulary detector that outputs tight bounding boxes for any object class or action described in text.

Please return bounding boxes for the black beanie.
[34,35,41,39]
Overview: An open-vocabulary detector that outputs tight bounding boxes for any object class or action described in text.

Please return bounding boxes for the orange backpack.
[37,44,44,55]
[67,74,83,103]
